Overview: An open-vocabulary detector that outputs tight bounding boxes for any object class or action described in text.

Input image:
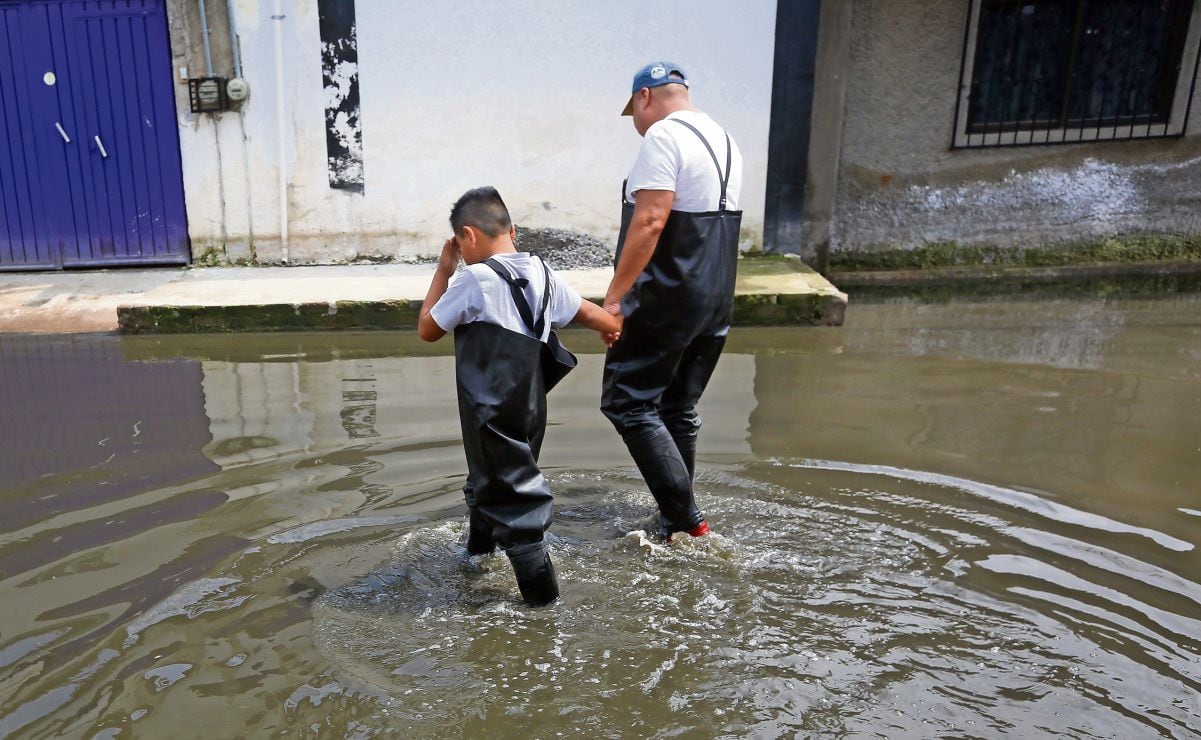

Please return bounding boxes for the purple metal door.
[62,0,189,266]
[0,0,189,271]
[0,2,59,268]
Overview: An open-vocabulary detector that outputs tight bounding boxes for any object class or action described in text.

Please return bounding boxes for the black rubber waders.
[506,541,560,607]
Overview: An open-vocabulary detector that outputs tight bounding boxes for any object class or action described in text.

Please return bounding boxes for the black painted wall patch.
[318,0,364,193]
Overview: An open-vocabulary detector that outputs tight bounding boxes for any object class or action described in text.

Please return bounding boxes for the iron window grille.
[952,0,1201,148]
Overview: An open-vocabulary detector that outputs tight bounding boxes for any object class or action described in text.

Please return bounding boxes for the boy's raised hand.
[418,238,461,342]
[439,237,461,272]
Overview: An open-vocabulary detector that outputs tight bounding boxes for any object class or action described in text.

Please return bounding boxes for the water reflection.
[0,292,1199,736]
[747,307,1201,544]
[0,335,219,533]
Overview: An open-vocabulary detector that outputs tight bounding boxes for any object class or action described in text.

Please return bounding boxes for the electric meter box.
[226,77,250,102]
[188,76,228,113]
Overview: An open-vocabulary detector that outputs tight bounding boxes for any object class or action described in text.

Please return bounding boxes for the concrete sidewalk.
[0,257,847,334]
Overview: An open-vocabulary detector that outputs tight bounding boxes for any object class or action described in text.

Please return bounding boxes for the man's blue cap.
[621,61,689,116]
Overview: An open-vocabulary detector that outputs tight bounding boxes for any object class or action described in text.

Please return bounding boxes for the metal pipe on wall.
[225,0,242,79]
[197,0,214,76]
[272,0,289,261]
[198,0,225,258]
[225,0,254,259]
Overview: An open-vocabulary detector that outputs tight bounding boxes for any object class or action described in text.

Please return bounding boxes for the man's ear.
[509,224,517,242]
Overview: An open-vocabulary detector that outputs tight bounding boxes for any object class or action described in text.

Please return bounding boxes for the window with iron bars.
[952,0,1201,148]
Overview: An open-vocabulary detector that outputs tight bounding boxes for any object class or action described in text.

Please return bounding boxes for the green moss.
[849,272,1201,303]
[737,229,764,255]
[117,300,426,334]
[348,254,395,265]
[732,293,845,327]
[194,247,225,267]
[829,234,1201,272]
[736,254,807,276]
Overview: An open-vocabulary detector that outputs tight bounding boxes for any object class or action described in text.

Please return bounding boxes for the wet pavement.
[1,289,1199,737]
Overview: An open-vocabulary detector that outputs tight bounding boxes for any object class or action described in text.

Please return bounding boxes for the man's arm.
[417,238,461,342]
[603,189,675,316]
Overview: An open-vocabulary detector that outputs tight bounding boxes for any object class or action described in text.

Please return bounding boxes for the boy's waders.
[602,120,742,535]
[455,257,568,606]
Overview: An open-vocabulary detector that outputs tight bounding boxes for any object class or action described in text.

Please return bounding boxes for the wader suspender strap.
[483,258,552,338]
[671,119,733,211]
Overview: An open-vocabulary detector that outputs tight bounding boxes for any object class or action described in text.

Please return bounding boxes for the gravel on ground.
[515,227,615,270]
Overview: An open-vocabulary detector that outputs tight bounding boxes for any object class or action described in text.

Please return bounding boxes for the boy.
[418,187,622,607]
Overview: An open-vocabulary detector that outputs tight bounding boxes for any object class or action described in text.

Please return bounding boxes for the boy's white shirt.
[430,252,582,341]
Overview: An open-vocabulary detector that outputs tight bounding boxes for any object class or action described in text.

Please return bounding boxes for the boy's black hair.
[450,187,512,238]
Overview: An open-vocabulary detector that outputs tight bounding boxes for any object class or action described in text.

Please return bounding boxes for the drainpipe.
[272,0,289,262]
[224,0,242,79]
[197,0,214,75]
[198,0,229,258]
[226,0,255,261]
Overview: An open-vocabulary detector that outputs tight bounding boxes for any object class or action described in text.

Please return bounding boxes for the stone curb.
[112,256,847,334]
[116,291,848,333]
[117,300,422,334]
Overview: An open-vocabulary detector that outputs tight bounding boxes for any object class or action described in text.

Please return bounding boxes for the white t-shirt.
[430,252,582,341]
[625,109,743,212]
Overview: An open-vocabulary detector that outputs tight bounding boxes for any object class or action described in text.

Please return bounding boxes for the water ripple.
[301,465,1201,736]
[789,459,1194,552]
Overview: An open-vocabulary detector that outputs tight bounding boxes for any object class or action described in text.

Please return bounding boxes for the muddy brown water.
[1,291,1199,738]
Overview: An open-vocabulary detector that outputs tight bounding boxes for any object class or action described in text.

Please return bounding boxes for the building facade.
[2,0,1199,272]
[779,0,1201,271]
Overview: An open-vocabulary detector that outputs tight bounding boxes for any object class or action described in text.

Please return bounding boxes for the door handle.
[94,135,108,158]
[55,122,70,143]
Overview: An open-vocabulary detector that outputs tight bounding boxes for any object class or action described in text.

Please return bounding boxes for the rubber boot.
[670,429,697,481]
[464,507,496,556]
[657,514,710,540]
[661,430,710,538]
[626,428,704,534]
[506,541,559,607]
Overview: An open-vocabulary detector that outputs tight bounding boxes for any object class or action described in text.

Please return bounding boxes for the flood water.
[1,290,1200,738]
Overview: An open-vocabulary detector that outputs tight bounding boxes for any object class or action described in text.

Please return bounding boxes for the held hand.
[600,311,623,348]
[601,329,621,348]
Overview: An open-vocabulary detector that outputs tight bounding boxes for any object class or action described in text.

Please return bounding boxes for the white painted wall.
[176,0,778,263]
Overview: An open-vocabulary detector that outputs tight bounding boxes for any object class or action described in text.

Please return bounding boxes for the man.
[601,61,744,539]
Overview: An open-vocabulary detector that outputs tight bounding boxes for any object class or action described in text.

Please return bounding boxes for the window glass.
[966,0,1195,132]
[1068,0,1185,125]
[969,0,1074,129]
